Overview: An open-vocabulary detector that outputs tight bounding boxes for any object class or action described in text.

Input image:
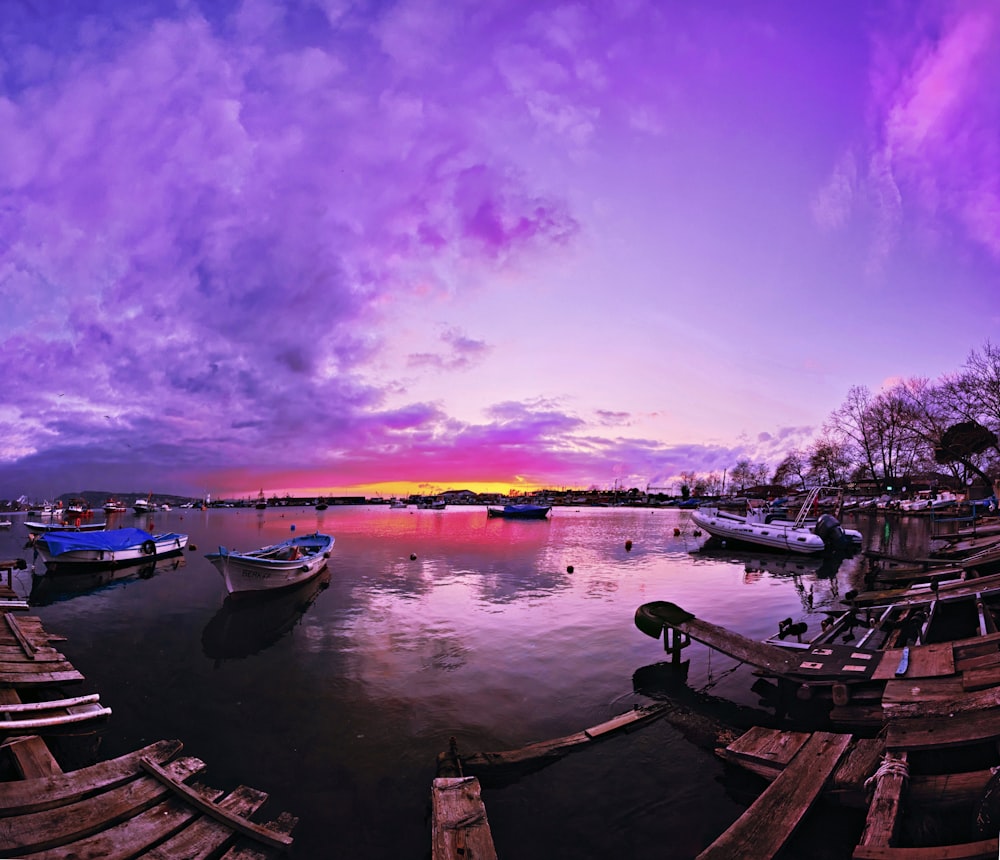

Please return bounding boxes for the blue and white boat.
[487,504,551,520]
[205,532,334,597]
[33,527,189,573]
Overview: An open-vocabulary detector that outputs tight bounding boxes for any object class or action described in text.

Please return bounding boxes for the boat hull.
[35,531,188,573]
[205,533,334,596]
[692,509,828,554]
[487,505,551,520]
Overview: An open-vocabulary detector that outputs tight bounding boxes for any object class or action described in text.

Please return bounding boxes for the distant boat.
[389,499,407,509]
[487,504,551,520]
[416,499,446,510]
[103,498,127,513]
[133,495,153,515]
[0,520,11,529]
[25,519,107,538]
[33,527,189,573]
[205,532,334,597]
[315,498,328,511]
[255,490,267,510]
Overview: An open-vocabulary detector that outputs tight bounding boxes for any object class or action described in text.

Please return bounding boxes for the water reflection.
[28,555,187,605]
[201,568,331,661]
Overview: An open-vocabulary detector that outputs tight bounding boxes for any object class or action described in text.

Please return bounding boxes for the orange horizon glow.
[207,480,563,500]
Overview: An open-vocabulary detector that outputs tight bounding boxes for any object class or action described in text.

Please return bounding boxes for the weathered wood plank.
[5,613,37,658]
[0,739,183,816]
[881,676,965,703]
[962,664,1000,691]
[431,776,497,860]
[139,757,293,849]
[143,785,270,860]
[856,752,907,850]
[221,811,299,860]
[0,755,206,853]
[872,644,954,680]
[719,727,811,769]
[696,731,852,860]
[886,707,1000,751]
[2,735,63,780]
[25,789,225,860]
[853,837,999,858]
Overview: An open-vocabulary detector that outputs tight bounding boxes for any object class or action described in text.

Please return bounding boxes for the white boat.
[0,520,11,529]
[205,532,334,597]
[25,519,108,537]
[103,498,127,513]
[416,499,446,510]
[133,495,153,515]
[389,499,407,509]
[691,487,862,556]
[900,489,961,512]
[33,527,189,573]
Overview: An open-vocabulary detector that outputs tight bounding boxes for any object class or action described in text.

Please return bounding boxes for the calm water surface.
[0,506,934,859]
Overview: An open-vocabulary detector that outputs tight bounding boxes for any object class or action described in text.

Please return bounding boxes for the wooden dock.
[0,734,297,857]
[0,578,300,857]
[697,731,852,859]
[431,776,497,860]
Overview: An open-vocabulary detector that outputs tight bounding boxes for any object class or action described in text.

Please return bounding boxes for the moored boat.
[691,486,861,555]
[24,519,107,538]
[205,532,334,597]
[486,504,551,520]
[33,527,189,573]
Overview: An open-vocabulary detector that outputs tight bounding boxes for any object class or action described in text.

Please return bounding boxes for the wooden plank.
[143,785,270,859]
[0,756,206,852]
[431,776,497,860]
[856,752,907,850]
[2,736,63,780]
[881,684,1000,719]
[5,613,37,658]
[696,731,852,860]
[221,811,299,860]
[29,790,226,860]
[962,664,1000,691]
[853,837,999,858]
[886,707,1000,751]
[872,643,955,680]
[0,739,183,816]
[720,727,811,769]
[139,757,294,849]
[881,676,965,704]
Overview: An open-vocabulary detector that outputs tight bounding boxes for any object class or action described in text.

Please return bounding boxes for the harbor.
[0,503,982,857]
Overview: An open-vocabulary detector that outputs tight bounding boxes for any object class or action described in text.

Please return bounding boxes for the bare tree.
[773,450,807,490]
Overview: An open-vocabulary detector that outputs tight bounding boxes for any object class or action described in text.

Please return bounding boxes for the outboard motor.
[814,513,846,549]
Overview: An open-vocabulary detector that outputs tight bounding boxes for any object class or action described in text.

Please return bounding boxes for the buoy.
[625,540,632,551]
[188,544,197,551]
[410,553,417,560]
[290,524,296,531]
[673,528,680,536]
[567,565,574,573]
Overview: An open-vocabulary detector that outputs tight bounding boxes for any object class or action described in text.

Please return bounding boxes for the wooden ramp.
[431,776,497,860]
[0,735,297,858]
[696,731,852,860]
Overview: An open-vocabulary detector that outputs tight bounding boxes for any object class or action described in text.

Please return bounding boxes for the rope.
[864,755,909,791]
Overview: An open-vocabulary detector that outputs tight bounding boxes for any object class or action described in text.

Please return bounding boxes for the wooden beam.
[431,776,497,860]
[856,752,907,850]
[697,731,852,860]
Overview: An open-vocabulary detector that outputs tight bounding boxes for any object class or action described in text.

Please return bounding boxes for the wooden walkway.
[0,735,297,857]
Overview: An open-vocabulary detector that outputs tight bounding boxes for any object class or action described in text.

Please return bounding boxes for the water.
[0,506,934,859]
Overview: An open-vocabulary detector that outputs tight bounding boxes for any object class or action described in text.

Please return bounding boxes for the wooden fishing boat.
[33,527,189,573]
[205,532,334,596]
[486,503,551,520]
[705,726,1000,859]
[634,589,1000,730]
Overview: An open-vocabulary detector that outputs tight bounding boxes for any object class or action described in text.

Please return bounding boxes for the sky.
[1,0,999,501]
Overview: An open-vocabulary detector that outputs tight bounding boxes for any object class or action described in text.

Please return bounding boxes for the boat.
[62,497,91,517]
[691,486,861,555]
[417,499,446,510]
[0,520,11,529]
[389,499,407,509]
[315,498,329,511]
[32,527,189,573]
[24,519,107,538]
[133,494,152,515]
[487,504,551,520]
[102,498,127,513]
[634,579,1000,729]
[205,532,334,597]
[255,490,267,510]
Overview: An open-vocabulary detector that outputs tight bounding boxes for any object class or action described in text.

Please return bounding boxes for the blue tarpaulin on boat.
[40,528,164,556]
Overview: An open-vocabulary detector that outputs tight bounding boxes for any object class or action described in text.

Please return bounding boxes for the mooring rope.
[864,755,909,791]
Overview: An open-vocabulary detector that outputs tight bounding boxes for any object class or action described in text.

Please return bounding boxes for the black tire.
[141,539,156,555]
